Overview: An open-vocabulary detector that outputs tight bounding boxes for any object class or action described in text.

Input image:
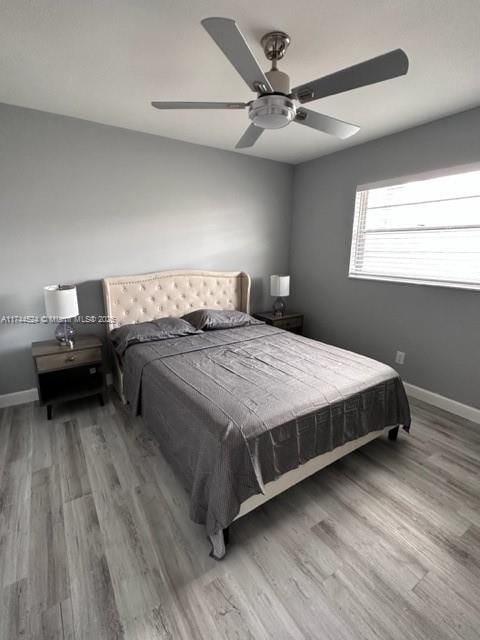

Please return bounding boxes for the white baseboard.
[404,382,480,424]
[0,388,39,408]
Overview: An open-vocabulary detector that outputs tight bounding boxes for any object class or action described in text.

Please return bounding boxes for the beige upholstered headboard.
[102,269,251,331]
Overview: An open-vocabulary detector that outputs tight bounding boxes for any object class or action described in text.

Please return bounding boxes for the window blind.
[349,165,480,290]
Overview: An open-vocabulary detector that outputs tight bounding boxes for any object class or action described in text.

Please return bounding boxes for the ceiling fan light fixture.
[248,95,296,130]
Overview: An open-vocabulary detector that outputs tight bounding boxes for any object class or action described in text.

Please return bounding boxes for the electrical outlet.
[395,351,406,365]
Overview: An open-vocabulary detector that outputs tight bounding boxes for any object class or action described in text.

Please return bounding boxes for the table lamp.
[270,275,290,317]
[44,284,79,346]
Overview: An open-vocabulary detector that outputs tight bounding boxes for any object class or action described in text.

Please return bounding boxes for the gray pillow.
[110,317,201,355]
[182,308,264,331]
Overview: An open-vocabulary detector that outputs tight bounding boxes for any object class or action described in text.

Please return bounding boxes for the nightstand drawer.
[35,347,102,372]
[277,317,303,331]
[253,312,304,335]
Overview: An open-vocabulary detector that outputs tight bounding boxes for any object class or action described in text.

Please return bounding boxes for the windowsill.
[348,273,480,292]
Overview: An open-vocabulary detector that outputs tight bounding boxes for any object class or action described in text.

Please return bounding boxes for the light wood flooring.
[1,392,480,639]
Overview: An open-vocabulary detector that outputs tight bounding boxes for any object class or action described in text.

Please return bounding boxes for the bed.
[102,269,411,559]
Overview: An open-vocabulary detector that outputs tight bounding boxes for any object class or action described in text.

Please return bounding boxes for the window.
[349,164,480,290]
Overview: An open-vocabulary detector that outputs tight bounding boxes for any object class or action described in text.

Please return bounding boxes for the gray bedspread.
[122,325,410,557]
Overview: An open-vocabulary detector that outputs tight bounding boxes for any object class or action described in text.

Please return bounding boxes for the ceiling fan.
[151,17,409,149]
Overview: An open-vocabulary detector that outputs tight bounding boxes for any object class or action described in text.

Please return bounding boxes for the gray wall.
[0,103,293,395]
[2,101,479,407]
[290,107,480,409]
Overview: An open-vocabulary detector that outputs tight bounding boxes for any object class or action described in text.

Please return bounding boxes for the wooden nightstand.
[254,311,304,335]
[32,335,106,420]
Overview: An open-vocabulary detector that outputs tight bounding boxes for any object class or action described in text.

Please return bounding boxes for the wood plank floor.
[1,393,479,639]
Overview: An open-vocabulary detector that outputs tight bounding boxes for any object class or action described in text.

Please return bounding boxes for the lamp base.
[273,297,286,317]
[55,320,75,346]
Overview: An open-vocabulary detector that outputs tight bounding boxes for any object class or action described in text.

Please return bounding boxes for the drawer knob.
[66,355,76,362]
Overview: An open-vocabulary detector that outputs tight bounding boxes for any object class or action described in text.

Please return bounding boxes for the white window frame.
[348,162,480,291]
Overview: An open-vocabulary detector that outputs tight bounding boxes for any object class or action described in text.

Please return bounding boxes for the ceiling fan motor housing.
[249,95,296,129]
[265,68,290,94]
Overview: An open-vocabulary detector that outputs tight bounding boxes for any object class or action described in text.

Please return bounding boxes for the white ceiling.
[1,0,480,164]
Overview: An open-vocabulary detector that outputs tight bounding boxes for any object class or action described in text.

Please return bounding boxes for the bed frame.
[102,269,398,553]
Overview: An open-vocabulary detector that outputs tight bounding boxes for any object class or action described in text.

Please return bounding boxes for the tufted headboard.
[102,269,251,331]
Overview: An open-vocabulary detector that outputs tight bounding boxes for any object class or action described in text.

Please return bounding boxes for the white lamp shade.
[44,285,79,319]
[270,275,290,297]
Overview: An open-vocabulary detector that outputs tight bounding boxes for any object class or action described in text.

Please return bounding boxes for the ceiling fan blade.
[235,124,264,149]
[151,101,247,110]
[201,17,273,94]
[292,49,409,104]
[295,108,360,139]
